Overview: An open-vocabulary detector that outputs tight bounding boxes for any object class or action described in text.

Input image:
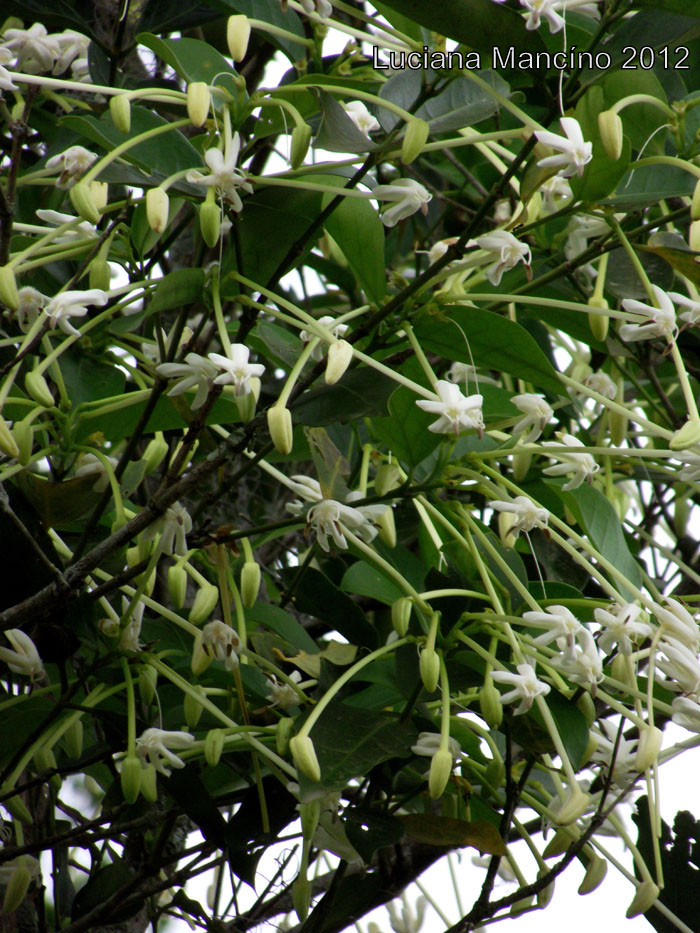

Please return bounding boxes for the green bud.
[325,339,353,385]
[391,597,412,636]
[227,14,251,61]
[290,122,312,170]
[205,728,225,767]
[120,755,142,803]
[553,787,590,826]
[70,181,101,224]
[375,463,401,496]
[236,389,256,423]
[692,179,700,221]
[635,724,663,772]
[146,186,170,234]
[670,419,700,451]
[485,757,505,791]
[276,716,294,755]
[626,880,659,918]
[401,117,430,165]
[290,734,321,782]
[199,198,221,247]
[90,181,108,211]
[587,295,609,342]
[25,369,54,408]
[690,220,700,252]
[138,664,158,708]
[674,495,690,538]
[89,258,111,292]
[1,790,32,825]
[168,564,188,610]
[63,719,83,759]
[479,681,503,729]
[189,584,219,625]
[0,416,19,460]
[143,433,168,473]
[578,854,607,894]
[497,511,517,549]
[191,632,211,675]
[299,799,321,839]
[597,109,624,161]
[12,419,31,465]
[187,82,211,128]
[542,825,579,858]
[576,691,596,725]
[428,746,453,799]
[267,405,293,455]
[2,861,32,916]
[184,684,206,729]
[536,868,555,908]
[292,875,311,922]
[0,265,19,310]
[241,561,261,608]
[376,507,396,548]
[140,763,158,803]
[109,94,131,133]
[509,895,534,917]
[512,449,531,482]
[419,646,440,693]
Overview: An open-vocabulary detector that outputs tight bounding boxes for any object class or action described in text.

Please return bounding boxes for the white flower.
[53,29,90,74]
[35,209,97,242]
[474,230,531,286]
[656,638,700,694]
[520,0,567,32]
[267,670,303,708]
[186,133,253,211]
[201,620,241,670]
[0,48,18,91]
[16,286,47,331]
[286,475,323,509]
[43,288,108,337]
[343,101,380,136]
[387,893,427,933]
[522,604,584,649]
[535,117,593,178]
[620,286,677,342]
[45,145,97,188]
[564,214,609,262]
[653,599,699,650]
[300,315,349,360]
[590,720,639,784]
[551,629,603,689]
[671,291,700,325]
[143,501,192,555]
[372,179,432,227]
[306,498,368,551]
[594,602,653,656]
[671,695,700,733]
[416,380,484,435]
[0,629,44,678]
[541,433,600,490]
[209,344,265,396]
[135,728,195,775]
[411,732,461,760]
[157,352,218,410]
[511,393,553,442]
[300,0,333,17]
[490,496,548,537]
[4,23,60,73]
[582,372,616,401]
[492,661,550,714]
[540,174,573,212]
[74,452,119,492]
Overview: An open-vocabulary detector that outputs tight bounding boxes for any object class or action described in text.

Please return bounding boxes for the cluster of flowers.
[0,23,90,90]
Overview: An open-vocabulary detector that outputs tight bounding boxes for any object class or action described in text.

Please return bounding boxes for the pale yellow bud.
[140,763,158,802]
[290,734,321,782]
[191,632,211,675]
[63,719,83,759]
[587,295,609,342]
[205,728,225,766]
[670,419,700,451]
[497,511,517,549]
[2,861,32,916]
[692,178,700,221]
[576,690,596,725]
[146,187,170,234]
[292,875,311,921]
[0,416,19,459]
[428,746,454,798]
[70,181,101,224]
[542,825,579,858]
[189,584,219,625]
[12,419,31,465]
[241,561,261,608]
[626,880,660,918]
[375,463,401,496]
[325,339,353,385]
[276,716,294,755]
[227,14,251,62]
[184,684,206,729]
[290,122,312,170]
[90,258,111,292]
[25,369,54,408]
[199,198,221,247]
[110,94,131,133]
[0,265,19,310]
[509,895,534,917]
[578,854,607,894]
[143,433,168,473]
[553,787,590,825]
[90,181,108,211]
[635,724,663,772]
[299,799,321,839]
[401,117,430,165]
[391,597,411,636]
[120,755,142,803]
[267,405,294,455]
[419,646,440,693]
[512,449,532,482]
[376,507,396,547]
[236,389,256,423]
[479,681,503,729]
[598,110,624,161]
[690,220,700,252]
[485,756,505,790]
[138,664,158,707]
[187,82,211,127]
[536,868,555,908]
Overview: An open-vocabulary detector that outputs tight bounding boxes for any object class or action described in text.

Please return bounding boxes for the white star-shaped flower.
[135,728,195,775]
[16,286,48,331]
[582,372,616,401]
[492,661,551,714]
[416,380,484,435]
[157,352,218,410]
[653,599,699,650]
[306,498,368,551]
[522,604,584,650]
[142,501,192,556]
[343,101,380,136]
[45,145,97,189]
[209,344,265,396]
[43,288,108,337]
[520,0,567,33]
[491,496,549,537]
[35,209,97,242]
[474,229,531,286]
[669,290,700,326]
[536,117,593,178]
[620,285,678,342]
[373,179,432,227]
[186,133,253,211]
[4,23,59,73]
[511,393,553,442]
[300,315,349,360]
[551,629,603,689]
[594,602,653,656]
[656,638,700,695]
[201,620,241,670]
[541,433,599,490]
[300,0,333,17]
[53,29,90,74]
[671,695,700,733]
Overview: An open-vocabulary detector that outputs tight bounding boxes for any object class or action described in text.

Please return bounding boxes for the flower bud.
[236,389,256,423]
[391,597,412,636]
[497,511,517,549]
[598,110,624,161]
[98,616,119,639]
[199,198,221,247]
[0,417,19,459]
[325,339,353,385]
[227,14,251,61]
[290,734,321,782]
[375,463,401,496]
[70,181,101,224]
[542,825,579,858]
[90,181,108,211]
[691,219,700,252]
[184,684,206,729]
[512,449,531,482]
[292,875,311,921]
[674,495,690,537]
[419,646,440,693]
[376,507,396,547]
[146,187,170,234]
[189,584,219,625]
[120,754,142,803]
[187,82,211,127]
[140,763,158,802]
[579,853,607,894]
[191,632,211,675]
[610,652,635,691]
[144,433,168,473]
[0,265,19,310]
[1,789,32,825]
[290,122,312,170]
[635,724,663,772]
[428,746,453,799]
[401,117,430,166]
[168,563,188,610]
[626,880,660,918]
[267,405,293,454]
[587,295,609,342]
[90,258,111,292]
[576,690,596,725]
[63,719,83,759]
[241,561,261,608]
[12,419,32,465]
[536,868,555,908]
[692,178,700,221]
[479,681,503,729]
[509,895,534,917]
[110,94,131,133]
[25,369,54,408]
[553,787,590,825]
[138,664,158,708]
[205,728,225,767]
[299,799,321,839]
[33,745,57,781]
[2,860,32,916]
[276,716,294,755]
[670,418,700,451]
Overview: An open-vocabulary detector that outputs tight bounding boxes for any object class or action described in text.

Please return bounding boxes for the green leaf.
[601,69,669,155]
[279,567,376,646]
[246,603,319,654]
[570,86,632,203]
[137,34,238,91]
[60,349,125,406]
[558,484,643,598]
[344,809,406,862]
[315,92,379,153]
[71,861,137,921]
[400,814,507,855]
[524,690,590,769]
[415,72,510,134]
[323,183,386,304]
[639,244,700,287]
[15,473,103,527]
[341,560,404,605]
[605,247,674,301]
[372,385,442,469]
[414,306,562,397]
[147,268,206,314]
[632,0,700,13]
[293,369,396,426]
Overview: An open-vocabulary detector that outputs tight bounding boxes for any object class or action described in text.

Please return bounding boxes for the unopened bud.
[674,495,690,537]
[598,110,624,161]
[33,745,57,777]
[205,728,225,766]
[25,369,54,408]
[0,417,19,459]
[227,14,251,61]
[485,756,505,790]
[70,181,101,224]
[189,584,219,625]
[428,746,453,799]
[587,295,609,342]
[168,564,188,609]
[143,433,168,473]
[110,94,131,133]
[401,117,430,165]
[63,719,83,759]
[479,681,503,729]
[0,265,19,310]
[670,418,700,451]
[635,724,663,772]
[391,597,411,636]
[292,875,311,921]
[199,197,221,247]
[610,652,635,691]
[140,763,158,802]
[267,405,293,454]
[191,632,210,675]
[146,187,170,234]
[509,895,534,917]
[536,867,555,908]
[138,664,158,707]
[187,82,211,127]
[498,511,517,549]
[12,419,32,464]
[692,178,700,221]
[184,684,206,729]
[375,463,401,496]
[542,825,579,858]
[2,860,32,916]
[236,389,256,423]
[276,716,294,755]
[626,880,660,918]
[120,755,142,803]
[512,449,531,482]
[419,646,440,693]
[691,219,700,252]
[299,799,321,839]
[241,561,261,608]
[325,339,353,385]
[376,507,396,547]
[290,734,321,782]
[90,258,111,292]
[576,690,596,725]
[290,123,312,169]
[579,854,607,894]
[553,787,590,825]
[90,181,108,211]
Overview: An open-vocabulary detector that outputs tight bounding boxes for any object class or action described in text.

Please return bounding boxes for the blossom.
[564,214,609,263]
[186,133,253,211]
[43,288,108,337]
[372,179,432,227]
[679,451,700,483]
[411,732,461,760]
[551,629,603,689]
[671,290,700,325]
[53,29,90,74]
[267,670,303,708]
[142,501,192,555]
[300,315,349,360]
[16,286,47,331]
[447,361,499,388]
[490,496,548,536]
[492,661,550,714]
[45,145,97,189]
[653,598,699,650]
[306,498,370,551]
[387,893,427,933]
[201,620,241,670]
[581,371,617,401]
[590,719,639,785]
[119,597,144,653]
[286,475,323,508]
[4,23,60,73]
[416,380,484,435]
[209,344,265,396]
[0,629,44,678]
[300,0,333,16]
[74,452,119,492]
[541,432,600,490]
[35,209,97,242]
[521,604,584,649]
[511,393,553,442]
[535,117,593,178]
[0,48,18,91]
[671,695,700,733]
[656,638,700,694]
[135,728,195,775]
[594,602,653,656]
[343,101,380,136]
[620,286,677,342]
[474,230,531,286]
[540,174,573,212]
[519,0,567,32]
[157,352,218,410]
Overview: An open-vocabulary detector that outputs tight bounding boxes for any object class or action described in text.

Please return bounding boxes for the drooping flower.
[142,502,192,556]
[671,695,700,733]
[671,290,700,325]
[16,287,47,331]
[656,638,700,695]
[35,209,97,242]
[589,719,639,785]
[305,498,370,551]
[372,179,432,227]
[3,23,60,73]
[522,604,584,650]
[45,145,97,189]
[594,602,653,656]
[119,596,145,653]
[74,452,119,492]
[209,344,265,396]
[540,174,573,212]
[201,619,241,670]
[343,101,380,136]
[411,732,461,760]
[551,629,603,689]
[267,670,303,708]
[541,433,600,490]
[156,352,219,410]
[186,133,253,211]
[135,728,195,775]
[653,598,699,650]
[519,0,567,32]
[43,288,108,337]
[416,380,484,435]
[492,660,550,714]
[474,230,531,286]
[490,496,549,537]
[620,285,677,342]
[447,361,500,389]
[511,393,553,443]
[0,629,44,678]
[300,315,349,360]
[582,371,617,401]
[53,29,90,74]
[535,117,593,178]
[387,893,428,933]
